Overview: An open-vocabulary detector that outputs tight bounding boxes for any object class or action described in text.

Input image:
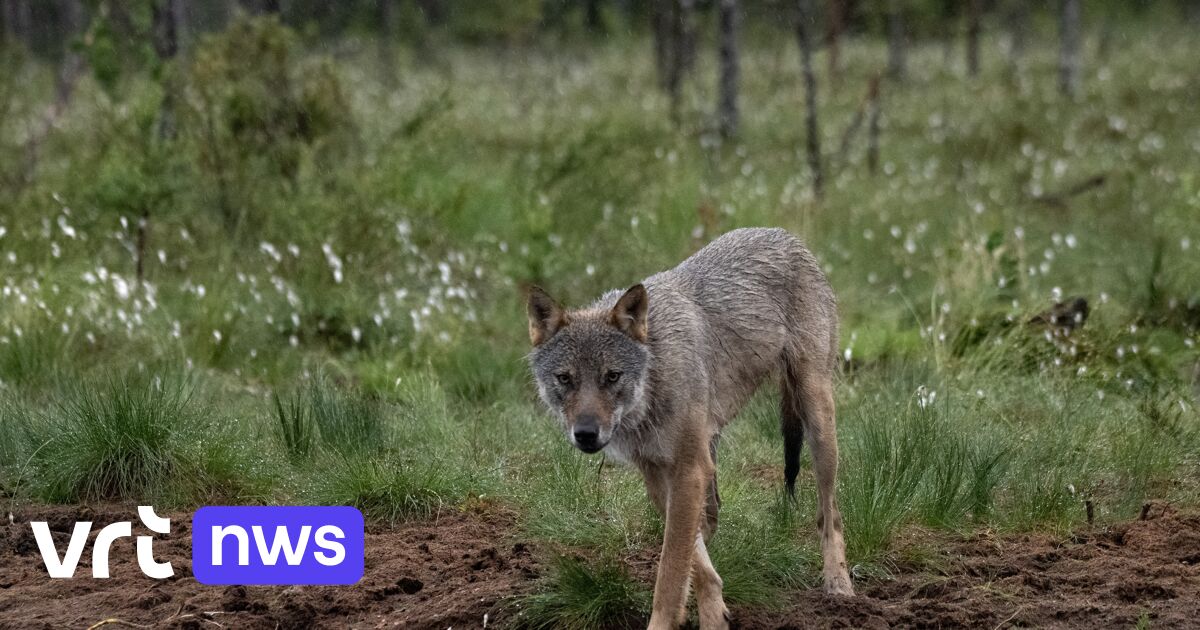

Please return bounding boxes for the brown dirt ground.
[0,504,537,629]
[0,502,1197,629]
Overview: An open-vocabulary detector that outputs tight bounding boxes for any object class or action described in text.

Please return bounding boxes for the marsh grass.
[307,376,387,457]
[0,326,72,390]
[25,375,257,504]
[273,389,316,461]
[306,453,481,522]
[519,554,652,630]
[0,395,34,494]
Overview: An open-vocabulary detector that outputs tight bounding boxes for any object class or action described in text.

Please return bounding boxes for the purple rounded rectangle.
[192,506,364,585]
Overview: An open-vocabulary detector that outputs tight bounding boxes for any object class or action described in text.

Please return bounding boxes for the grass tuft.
[28,375,260,504]
[306,454,478,522]
[273,390,316,461]
[519,555,651,630]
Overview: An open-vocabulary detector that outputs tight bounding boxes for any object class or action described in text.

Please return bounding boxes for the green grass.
[305,453,482,522]
[20,376,263,504]
[1,12,1199,626]
[519,555,652,630]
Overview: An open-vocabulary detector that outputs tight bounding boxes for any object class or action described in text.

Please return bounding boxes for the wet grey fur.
[529,227,837,466]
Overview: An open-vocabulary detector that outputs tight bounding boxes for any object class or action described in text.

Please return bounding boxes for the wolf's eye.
[605,370,622,384]
[556,373,573,387]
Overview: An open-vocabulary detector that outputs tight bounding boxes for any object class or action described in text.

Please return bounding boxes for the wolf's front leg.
[692,532,730,629]
[647,457,710,630]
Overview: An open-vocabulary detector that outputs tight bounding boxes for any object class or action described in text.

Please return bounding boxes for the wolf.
[526,227,853,629]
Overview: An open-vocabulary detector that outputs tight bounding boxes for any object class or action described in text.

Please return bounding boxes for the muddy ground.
[0,502,1197,629]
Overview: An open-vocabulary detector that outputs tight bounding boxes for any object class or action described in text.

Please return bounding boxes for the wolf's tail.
[782,413,804,498]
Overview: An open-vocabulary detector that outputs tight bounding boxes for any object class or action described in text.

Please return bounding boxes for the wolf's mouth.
[575,441,606,454]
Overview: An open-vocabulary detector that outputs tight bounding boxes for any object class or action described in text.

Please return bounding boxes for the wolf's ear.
[527,286,568,346]
[609,284,649,343]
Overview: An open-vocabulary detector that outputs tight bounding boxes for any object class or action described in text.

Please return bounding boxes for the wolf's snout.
[572,413,605,453]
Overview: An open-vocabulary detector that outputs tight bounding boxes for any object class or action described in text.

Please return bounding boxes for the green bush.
[183,14,355,233]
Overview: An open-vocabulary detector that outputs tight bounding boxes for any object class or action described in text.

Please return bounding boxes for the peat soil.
[0,504,536,629]
[736,502,1200,630]
[0,502,1197,629]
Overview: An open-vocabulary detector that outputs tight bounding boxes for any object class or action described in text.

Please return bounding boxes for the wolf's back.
[669,227,837,362]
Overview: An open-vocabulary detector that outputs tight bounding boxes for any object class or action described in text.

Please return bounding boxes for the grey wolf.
[526,227,853,629]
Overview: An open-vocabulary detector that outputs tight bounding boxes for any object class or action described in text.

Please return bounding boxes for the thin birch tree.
[795,0,823,197]
[716,0,739,138]
[1059,0,1081,97]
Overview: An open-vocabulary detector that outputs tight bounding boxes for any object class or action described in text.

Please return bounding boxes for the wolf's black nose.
[573,427,599,449]
[573,414,601,452]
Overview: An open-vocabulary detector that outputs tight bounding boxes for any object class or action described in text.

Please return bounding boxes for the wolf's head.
[525,284,651,454]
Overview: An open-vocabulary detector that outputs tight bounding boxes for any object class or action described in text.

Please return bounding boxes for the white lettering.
[31,521,91,578]
[313,525,346,566]
[253,525,311,566]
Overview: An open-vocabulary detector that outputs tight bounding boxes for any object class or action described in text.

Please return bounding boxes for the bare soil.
[736,503,1200,630]
[0,502,1197,629]
[0,504,537,629]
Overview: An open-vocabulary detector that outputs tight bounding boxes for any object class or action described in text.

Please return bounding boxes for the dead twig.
[167,611,230,628]
[1031,173,1108,209]
[87,620,152,630]
[992,606,1024,630]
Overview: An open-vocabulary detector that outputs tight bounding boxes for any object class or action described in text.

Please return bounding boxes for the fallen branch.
[1031,173,1108,209]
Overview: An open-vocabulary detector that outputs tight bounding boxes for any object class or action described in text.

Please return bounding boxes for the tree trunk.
[585,0,605,34]
[667,0,696,122]
[1059,0,1081,97]
[241,0,280,15]
[152,0,180,139]
[1098,10,1114,63]
[652,0,673,91]
[1006,0,1029,65]
[867,75,881,175]
[966,0,981,78]
[171,0,188,53]
[4,0,32,48]
[675,0,696,77]
[378,0,398,85]
[716,0,739,139]
[795,0,823,197]
[1,1,16,46]
[55,0,85,112]
[153,0,180,60]
[414,0,444,25]
[886,0,906,81]
[827,0,845,89]
[136,209,150,288]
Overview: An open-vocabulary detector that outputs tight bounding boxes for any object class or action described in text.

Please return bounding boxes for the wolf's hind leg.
[783,357,854,596]
[695,436,729,629]
[702,434,721,540]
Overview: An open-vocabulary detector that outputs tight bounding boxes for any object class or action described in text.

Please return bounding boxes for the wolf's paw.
[698,599,731,630]
[646,612,677,630]
[823,571,855,597]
